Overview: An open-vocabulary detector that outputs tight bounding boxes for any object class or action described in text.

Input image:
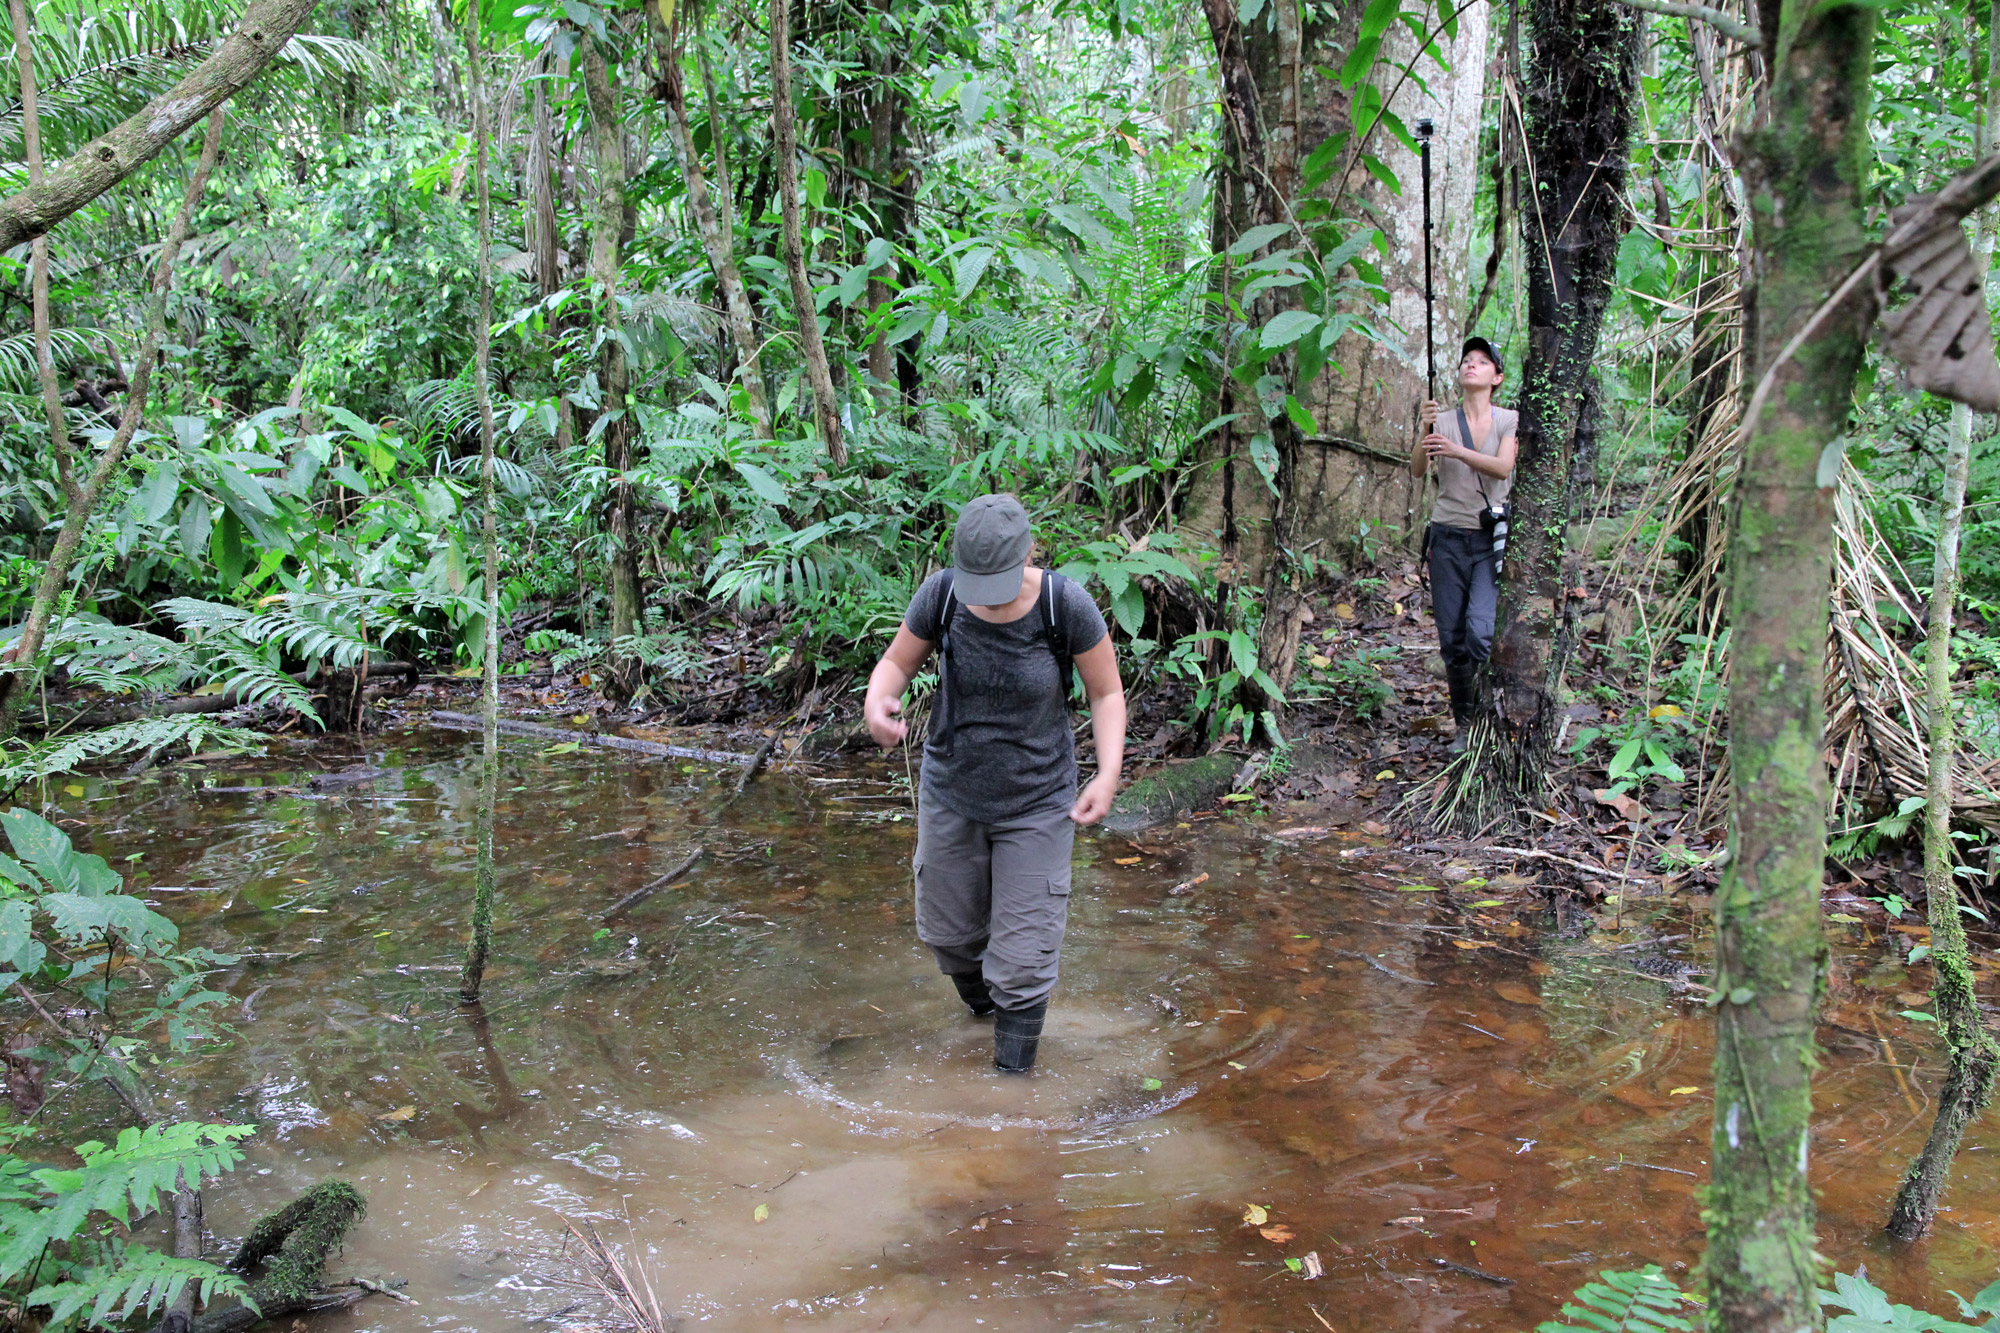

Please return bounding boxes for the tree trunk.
[1440,0,1639,834]
[0,93,227,738]
[0,0,315,252]
[459,7,501,1008]
[581,39,643,701]
[770,0,847,466]
[649,10,774,440]
[865,0,902,408]
[1187,0,1488,585]
[1708,0,1876,1324]
[527,58,559,302]
[1885,0,2000,1242]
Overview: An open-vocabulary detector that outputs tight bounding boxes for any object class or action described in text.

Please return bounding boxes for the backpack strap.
[1041,570,1076,704]
[935,570,960,757]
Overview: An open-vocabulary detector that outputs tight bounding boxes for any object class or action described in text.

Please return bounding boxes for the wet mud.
[37,729,2000,1330]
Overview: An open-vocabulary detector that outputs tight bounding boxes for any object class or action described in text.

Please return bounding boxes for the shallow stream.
[43,727,2000,1330]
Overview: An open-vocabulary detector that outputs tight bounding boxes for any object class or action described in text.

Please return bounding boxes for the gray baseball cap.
[952,494,1032,605]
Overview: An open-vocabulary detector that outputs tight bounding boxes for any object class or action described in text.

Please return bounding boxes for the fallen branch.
[1481,845,1655,884]
[732,735,779,796]
[603,845,706,919]
[1616,0,1759,45]
[428,712,752,763]
[182,1180,368,1333]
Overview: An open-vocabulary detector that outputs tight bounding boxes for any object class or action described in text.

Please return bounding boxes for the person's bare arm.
[1412,399,1439,478]
[864,626,934,748]
[1422,427,1517,481]
[1069,636,1125,826]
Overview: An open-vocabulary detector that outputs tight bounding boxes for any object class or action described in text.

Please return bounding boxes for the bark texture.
[771,0,847,465]
[1885,0,2000,1241]
[581,39,643,700]
[1708,0,1876,1323]
[1445,0,1639,832]
[0,0,316,252]
[650,11,774,440]
[1187,0,1487,579]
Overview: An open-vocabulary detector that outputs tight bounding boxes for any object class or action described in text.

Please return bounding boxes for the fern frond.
[0,717,265,789]
[1538,1267,1697,1333]
[24,1243,253,1328]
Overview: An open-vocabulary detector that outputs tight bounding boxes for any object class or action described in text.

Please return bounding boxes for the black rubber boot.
[993,1002,1048,1073]
[949,972,996,1017]
[1445,661,1475,729]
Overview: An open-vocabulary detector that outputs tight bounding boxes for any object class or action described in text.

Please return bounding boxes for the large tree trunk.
[1707,0,1876,1324]
[649,9,774,440]
[1885,0,2000,1242]
[581,40,643,702]
[770,0,847,466]
[0,0,316,252]
[1439,0,1639,833]
[864,0,904,409]
[1187,0,1487,585]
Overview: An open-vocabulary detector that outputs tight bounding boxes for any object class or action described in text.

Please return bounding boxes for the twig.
[732,735,778,796]
[603,846,705,919]
[336,1277,417,1305]
[428,712,753,763]
[1329,949,1435,986]
[1434,1258,1515,1285]
[1482,845,1655,884]
[1616,0,1759,44]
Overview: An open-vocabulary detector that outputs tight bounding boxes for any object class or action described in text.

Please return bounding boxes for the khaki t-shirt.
[1429,403,1517,531]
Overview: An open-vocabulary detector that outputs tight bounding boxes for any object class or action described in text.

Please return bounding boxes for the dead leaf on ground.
[1494,983,1544,1007]
[377,1106,416,1122]
[1113,856,1141,865]
[1361,820,1389,836]
[1260,1224,1296,1243]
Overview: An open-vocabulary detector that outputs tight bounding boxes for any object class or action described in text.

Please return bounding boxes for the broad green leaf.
[1227,223,1293,259]
[1259,310,1323,349]
[734,462,790,506]
[954,247,996,301]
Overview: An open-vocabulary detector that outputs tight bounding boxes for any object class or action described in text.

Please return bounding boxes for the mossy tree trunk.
[1885,0,2000,1243]
[582,39,643,701]
[1444,0,1638,834]
[1708,0,1876,1323]
[771,0,847,466]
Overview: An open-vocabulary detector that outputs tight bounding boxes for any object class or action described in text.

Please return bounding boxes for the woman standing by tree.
[864,495,1126,1074]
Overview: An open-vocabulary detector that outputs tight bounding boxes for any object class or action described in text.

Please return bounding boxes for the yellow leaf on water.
[378,1106,416,1122]
[1243,1204,1269,1226]
[753,1203,769,1223]
[1114,857,1141,865]
[1670,1087,1699,1096]
[1452,940,1495,950]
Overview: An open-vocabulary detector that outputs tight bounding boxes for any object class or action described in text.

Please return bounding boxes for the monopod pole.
[1417,117,1436,405]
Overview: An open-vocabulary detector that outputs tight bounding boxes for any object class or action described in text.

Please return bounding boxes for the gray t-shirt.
[1429,403,1517,530]
[905,569,1109,823]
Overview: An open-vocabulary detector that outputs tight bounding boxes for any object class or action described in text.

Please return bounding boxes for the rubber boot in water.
[993,1002,1048,1073]
[949,972,996,1017]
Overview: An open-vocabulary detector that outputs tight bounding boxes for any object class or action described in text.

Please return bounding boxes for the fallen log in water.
[172,1179,371,1333]
[427,712,753,763]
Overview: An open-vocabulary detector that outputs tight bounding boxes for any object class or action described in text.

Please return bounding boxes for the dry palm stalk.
[556,1218,671,1333]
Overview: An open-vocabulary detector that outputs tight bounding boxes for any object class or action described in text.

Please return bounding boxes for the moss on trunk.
[1708,0,1876,1324]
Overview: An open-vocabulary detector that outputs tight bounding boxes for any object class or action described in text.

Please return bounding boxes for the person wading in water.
[863,494,1126,1074]
[1412,337,1518,751]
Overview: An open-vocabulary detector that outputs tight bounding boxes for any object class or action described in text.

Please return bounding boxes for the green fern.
[0,717,265,791]
[1538,1267,1697,1333]
[25,1245,254,1330]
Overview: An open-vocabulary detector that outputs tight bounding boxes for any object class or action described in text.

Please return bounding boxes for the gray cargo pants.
[1427,523,1498,725]
[914,798,1075,1011]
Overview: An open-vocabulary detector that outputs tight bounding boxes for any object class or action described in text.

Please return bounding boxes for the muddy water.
[45,728,2000,1330]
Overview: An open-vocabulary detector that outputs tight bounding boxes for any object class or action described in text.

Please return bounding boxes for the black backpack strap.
[1041,570,1075,703]
[934,570,959,757]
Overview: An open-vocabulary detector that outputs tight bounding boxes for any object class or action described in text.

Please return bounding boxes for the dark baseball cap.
[1461,336,1504,375]
[953,494,1032,605]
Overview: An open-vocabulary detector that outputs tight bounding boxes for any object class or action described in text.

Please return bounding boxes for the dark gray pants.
[914,798,1075,1011]
[1427,523,1497,724]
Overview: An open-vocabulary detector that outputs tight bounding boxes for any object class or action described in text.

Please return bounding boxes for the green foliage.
[1535,1267,1697,1333]
[0,1119,255,1332]
[0,716,265,794]
[1820,1268,2000,1332]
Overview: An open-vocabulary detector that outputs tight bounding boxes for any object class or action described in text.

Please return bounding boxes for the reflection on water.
[36,728,2000,1330]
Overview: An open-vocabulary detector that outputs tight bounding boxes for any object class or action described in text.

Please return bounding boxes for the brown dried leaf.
[1494,983,1544,1007]
[1879,198,2000,411]
[1260,1224,1296,1243]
